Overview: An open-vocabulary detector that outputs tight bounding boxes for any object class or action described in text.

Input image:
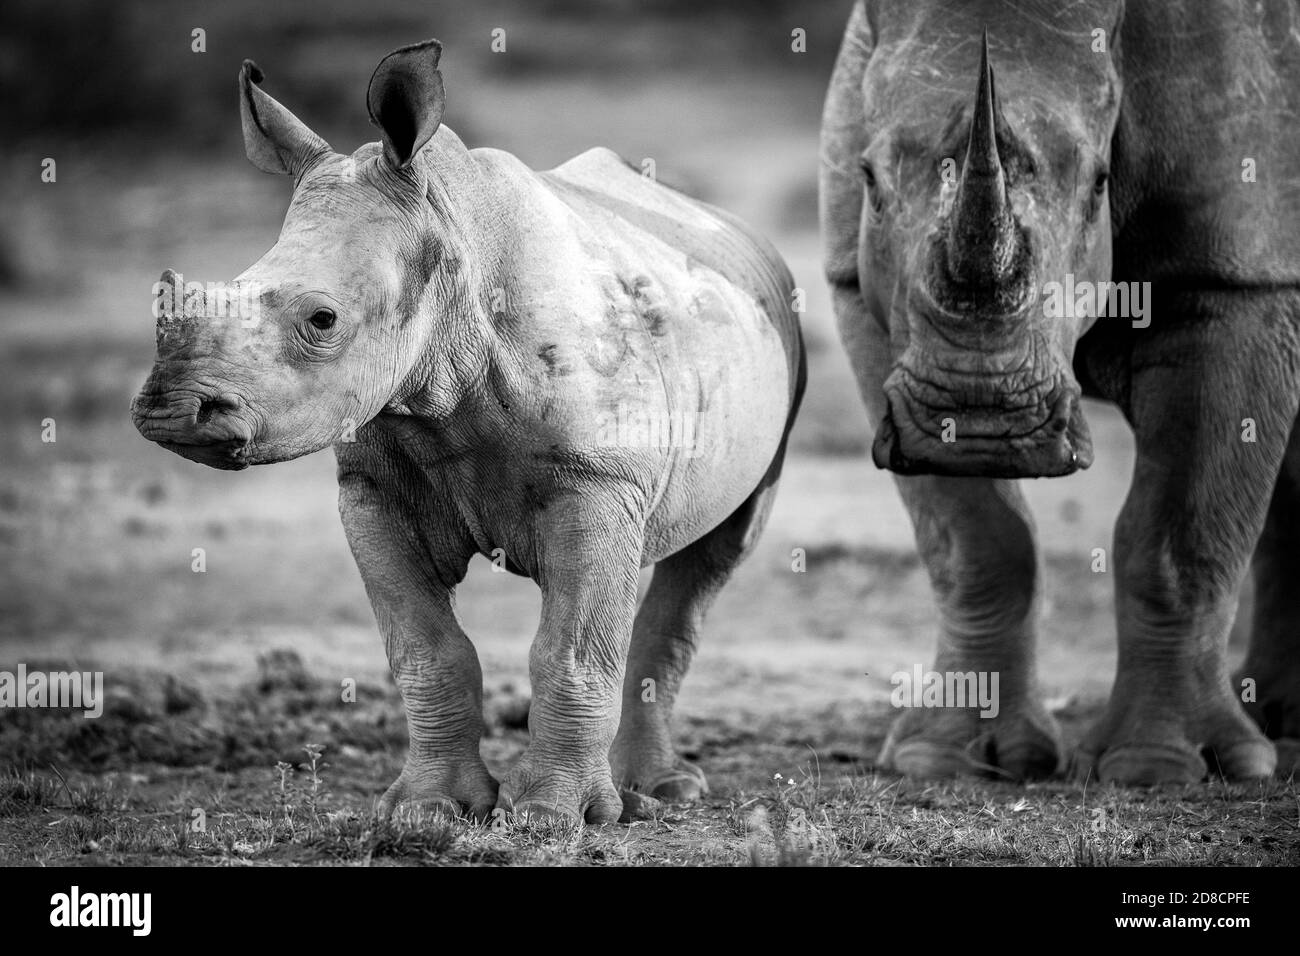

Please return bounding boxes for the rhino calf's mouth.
[131,389,255,470]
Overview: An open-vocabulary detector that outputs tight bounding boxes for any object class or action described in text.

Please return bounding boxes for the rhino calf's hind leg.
[610,464,784,802]
[881,475,1061,780]
[1235,418,1300,775]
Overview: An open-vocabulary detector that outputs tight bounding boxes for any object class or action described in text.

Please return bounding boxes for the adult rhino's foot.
[377,757,498,823]
[1274,740,1300,777]
[1075,694,1276,785]
[1234,662,1300,777]
[879,700,1061,779]
[496,749,623,825]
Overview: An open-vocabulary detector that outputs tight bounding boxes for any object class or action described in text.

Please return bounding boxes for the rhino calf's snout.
[131,383,255,469]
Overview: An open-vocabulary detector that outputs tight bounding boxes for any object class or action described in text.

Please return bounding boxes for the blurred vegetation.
[0,0,846,147]
[0,0,851,290]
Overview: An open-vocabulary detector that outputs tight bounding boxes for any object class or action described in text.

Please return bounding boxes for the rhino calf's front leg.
[497,505,642,824]
[339,473,498,819]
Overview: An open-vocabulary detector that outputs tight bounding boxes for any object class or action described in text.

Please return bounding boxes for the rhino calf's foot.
[610,674,711,801]
[378,758,499,823]
[610,646,711,801]
[616,788,664,822]
[611,747,708,802]
[496,751,624,825]
[880,700,1062,780]
[611,470,785,803]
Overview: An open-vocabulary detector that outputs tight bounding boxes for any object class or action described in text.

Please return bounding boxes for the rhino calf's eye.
[309,308,336,331]
[1093,171,1109,195]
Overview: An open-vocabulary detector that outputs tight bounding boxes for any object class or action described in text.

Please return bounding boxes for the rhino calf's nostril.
[196,393,241,425]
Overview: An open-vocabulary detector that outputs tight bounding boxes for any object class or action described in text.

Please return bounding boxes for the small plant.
[269,744,330,834]
[743,769,837,867]
[301,744,329,817]
[274,760,294,823]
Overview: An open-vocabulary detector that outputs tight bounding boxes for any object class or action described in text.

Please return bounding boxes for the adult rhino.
[821,0,1300,783]
[133,40,805,822]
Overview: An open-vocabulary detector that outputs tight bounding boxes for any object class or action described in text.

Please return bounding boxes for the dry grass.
[1,650,1296,867]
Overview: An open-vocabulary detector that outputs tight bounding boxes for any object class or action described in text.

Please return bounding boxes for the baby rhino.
[132,40,805,823]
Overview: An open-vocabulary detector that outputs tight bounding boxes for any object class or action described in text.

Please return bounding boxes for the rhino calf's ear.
[239,60,332,177]
[367,39,446,171]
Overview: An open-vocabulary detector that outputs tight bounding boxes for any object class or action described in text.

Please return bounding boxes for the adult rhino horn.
[945,31,1019,287]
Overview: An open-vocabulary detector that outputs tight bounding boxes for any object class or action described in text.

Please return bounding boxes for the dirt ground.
[1,1,1297,866]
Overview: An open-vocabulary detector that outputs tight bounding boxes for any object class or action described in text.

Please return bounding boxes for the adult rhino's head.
[133,40,456,469]
[855,15,1121,477]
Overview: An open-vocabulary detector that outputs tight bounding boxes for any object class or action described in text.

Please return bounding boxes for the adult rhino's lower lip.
[872,387,1093,479]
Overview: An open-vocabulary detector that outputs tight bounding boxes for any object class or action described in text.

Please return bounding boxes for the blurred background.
[0,0,1143,731]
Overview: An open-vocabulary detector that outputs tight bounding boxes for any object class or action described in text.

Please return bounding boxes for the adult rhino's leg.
[497,501,642,824]
[882,474,1061,778]
[610,451,786,802]
[1078,291,1300,784]
[1235,416,1300,774]
[831,286,1059,778]
[338,474,497,820]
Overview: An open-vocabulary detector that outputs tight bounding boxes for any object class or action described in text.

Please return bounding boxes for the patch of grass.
[0,769,63,816]
[5,767,1297,866]
[0,766,129,818]
[2,655,1297,866]
[0,651,408,772]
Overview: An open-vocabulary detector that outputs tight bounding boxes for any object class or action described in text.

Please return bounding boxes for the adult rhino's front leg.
[833,286,1060,779]
[882,474,1062,778]
[338,473,497,820]
[497,500,642,824]
[1236,425,1300,774]
[1078,292,1300,784]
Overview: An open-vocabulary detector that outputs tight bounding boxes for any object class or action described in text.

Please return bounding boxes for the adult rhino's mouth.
[872,364,1093,478]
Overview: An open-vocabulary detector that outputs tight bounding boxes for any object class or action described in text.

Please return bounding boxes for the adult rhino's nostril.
[196,393,241,425]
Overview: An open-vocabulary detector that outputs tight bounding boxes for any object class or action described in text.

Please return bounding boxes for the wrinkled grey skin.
[821,0,1300,783]
[134,40,805,822]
